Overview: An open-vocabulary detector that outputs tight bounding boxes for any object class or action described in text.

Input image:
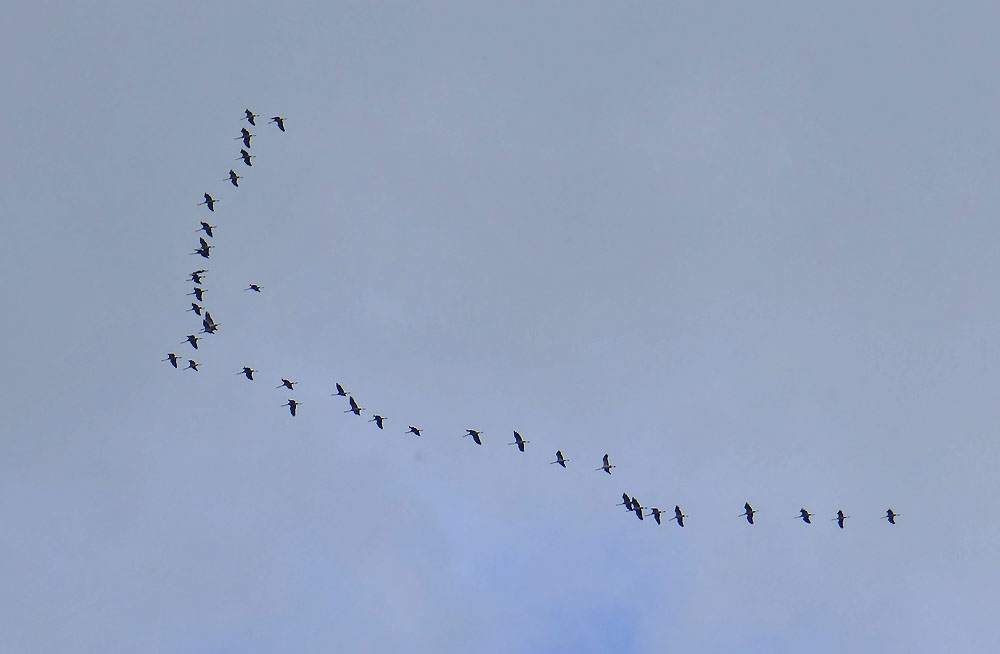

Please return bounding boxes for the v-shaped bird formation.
[162,107,900,531]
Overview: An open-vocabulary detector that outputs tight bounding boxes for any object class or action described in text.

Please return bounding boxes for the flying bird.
[630,497,644,521]
[331,382,348,397]
[406,425,422,437]
[243,109,258,126]
[198,221,216,238]
[189,270,207,284]
[239,366,255,380]
[463,429,483,445]
[162,353,179,368]
[191,237,213,259]
[883,508,899,525]
[596,453,615,475]
[550,450,568,467]
[188,286,206,302]
[236,127,254,148]
[647,507,663,525]
[225,169,242,187]
[740,502,756,525]
[277,378,296,390]
[345,396,363,415]
[183,334,199,349]
[833,510,849,529]
[186,302,203,316]
[369,414,385,429]
[237,148,255,166]
[508,431,529,452]
[184,359,199,371]
[670,505,687,527]
[269,116,286,132]
[197,193,218,212]
[797,508,813,524]
[200,311,219,334]
[283,399,300,416]
[245,284,262,292]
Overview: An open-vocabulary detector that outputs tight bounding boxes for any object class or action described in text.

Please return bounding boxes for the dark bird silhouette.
[162,353,179,368]
[187,302,203,316]
[277,378,296,390]
[191,237,213,259]
[550,450,568,467]
[369,414,385,429]
[239,366,255,380]
[198,221,216,238]
[200,311,219,334]
[198,193,218,212]
[833,510,849,529]
[189,270,207,284]
[797,508,813,524]
[883,509,899,525]
[244,109,258,126]
[331,382,348,397]
[245,284,262,292]
[183,334,199,349]
[670,505,687,527]
[284,399,300,416]
[464,429,483,445]
[237,148,255,166]
[596,453,615,475]
[345,396,363,416]
[508,431,529,452]
[236,127,254,148]
[188,286,206,302]
[184,359,199,371]
[269,116,285,132]
[647,507,663,525]
[226,169,241,187]
[630,497,644,521]
[406,425,422,436]
[740,502,756,525]
[617,493,632,510]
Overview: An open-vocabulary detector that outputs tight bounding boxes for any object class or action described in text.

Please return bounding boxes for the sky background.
[3,2,1000,652]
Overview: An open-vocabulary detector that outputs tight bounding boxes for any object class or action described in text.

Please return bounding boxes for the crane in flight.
[406,426,422,437]
[630,497,644,521]
[188,285,206,302]
[269,116,286,132]
[243,109,258,126]
[225,169,242,187]
[345,396,363,416]
[550,450,568,467]
[162,353,179,368]
[596,453,615,475]
[332,383,349,397]
[191,238,213,259]
[237,148,255,166]
[617,493,632,510]
[740,502,756,525]
[369,414,385,429]
[184,359,199,372]
[236,127,254,148]
[197,193,218,212]
[239,366,255,380]
[833,510,849,529]
[797,508,813,524]
[189,270,207,284]
[198,221,216,238]
[463,429,483,445]
[200,311,219,334]
[646,507,663,525]
[283,399,300,416]
[245,284,262,293]
[508,431,529,452]
[182,334,199,350]
[883,508,899,525]
[670,505,687,527]
[277,378,296,390]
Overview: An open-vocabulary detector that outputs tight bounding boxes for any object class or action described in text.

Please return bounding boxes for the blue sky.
[2,2,999,652]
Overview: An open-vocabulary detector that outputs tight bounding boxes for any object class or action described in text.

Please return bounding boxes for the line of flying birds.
[163,107,900,529]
